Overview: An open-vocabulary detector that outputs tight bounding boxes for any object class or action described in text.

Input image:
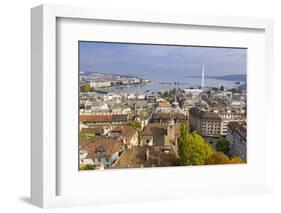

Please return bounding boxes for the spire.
[201,64,205,89]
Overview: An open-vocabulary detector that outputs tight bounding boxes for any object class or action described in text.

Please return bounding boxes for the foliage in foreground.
[205,152,245,165]
[178,123,214,166]
[128,120,142,143]
[80,164,96,170]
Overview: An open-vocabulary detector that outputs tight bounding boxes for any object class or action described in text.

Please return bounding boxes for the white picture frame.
[31,4,274,208]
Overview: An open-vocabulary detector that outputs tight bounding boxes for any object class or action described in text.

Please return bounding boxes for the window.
[106,158,109,162]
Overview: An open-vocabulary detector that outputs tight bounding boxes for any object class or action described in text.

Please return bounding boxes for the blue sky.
[79,42,246,80]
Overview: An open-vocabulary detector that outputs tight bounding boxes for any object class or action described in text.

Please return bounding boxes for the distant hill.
[183,74,246,82]
[210,74,246,81]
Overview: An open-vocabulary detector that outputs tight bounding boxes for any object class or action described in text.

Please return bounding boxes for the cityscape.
[79,42,247,170]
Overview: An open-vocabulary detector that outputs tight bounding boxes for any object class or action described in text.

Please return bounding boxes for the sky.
[79,41,247,80]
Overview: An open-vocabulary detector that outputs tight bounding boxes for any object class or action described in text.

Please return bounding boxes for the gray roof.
[227,122,247,140]
[189,107,221,120]
[152,112,187,121]
[112,114,128,122]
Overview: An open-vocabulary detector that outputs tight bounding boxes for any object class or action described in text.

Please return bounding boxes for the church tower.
[165,118,175,146]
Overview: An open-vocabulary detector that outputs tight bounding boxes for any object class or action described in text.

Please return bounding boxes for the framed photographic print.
[31,4,274,208]
[78,41,247,170]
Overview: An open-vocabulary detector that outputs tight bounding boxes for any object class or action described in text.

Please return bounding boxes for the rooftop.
[112,146,178,168]
[152,112,187,121]
[81,126,105,135]
[80,114,112,122]
[227,121,247,140]
[112,125,137,141]
[80,139,124,158]
[158,102,172,108]
[189,107,221,120]
[142,123,181,146]
[80,114,128,123]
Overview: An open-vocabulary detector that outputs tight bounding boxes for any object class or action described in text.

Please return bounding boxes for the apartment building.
[189,107,222,138]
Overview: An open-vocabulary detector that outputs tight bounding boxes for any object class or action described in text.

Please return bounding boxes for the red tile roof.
[80,115,112,122]
[113,125,137,141]
[80,114,128,123]
[80,139,123,158]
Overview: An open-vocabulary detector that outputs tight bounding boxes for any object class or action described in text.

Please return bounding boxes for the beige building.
[213,108,245,135]
[90,80,111,88]
[79,138,125,169]
[141,121,181,147]
[189,107,222,138]
[111,125,139,148]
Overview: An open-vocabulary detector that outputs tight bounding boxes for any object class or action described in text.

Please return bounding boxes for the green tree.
[80,164,96,170]
[205,152,231,165]
[162,91,171,98]
[80,133,95,142]
[216,137,230,154]
[80,84,93,92]
[128,120,142,130]
[178,123,189,165]
[128,120,142,143]
[178,123,214,166]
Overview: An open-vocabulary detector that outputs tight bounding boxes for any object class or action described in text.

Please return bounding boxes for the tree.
[216,137,230,154]
[128,120,142,130]
[178,123,214,166]
[205,152,231,165]
[162,91,171,98]
[205,152,245,165]
[128,120,142,143]
[180,122,189,140]
[178,123,189,165]
[80,164,96,170]
[80,133,95,142]
[229,156,245,164]
[80,84,93,92]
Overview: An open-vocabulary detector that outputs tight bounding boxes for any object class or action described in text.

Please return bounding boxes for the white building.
[127,93,136,100]
[91,102,109,112]
[137,94,146,100]
[90,80,111,88]
[214,108,245,135]
[80,138,125,169]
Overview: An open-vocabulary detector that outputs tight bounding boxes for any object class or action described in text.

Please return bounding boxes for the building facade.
[215,108,245,135]
[189,107,222,138]
[226,122,247,161]
[79,138,125,169]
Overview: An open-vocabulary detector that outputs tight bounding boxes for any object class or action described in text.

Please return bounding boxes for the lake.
[103,77,244,94]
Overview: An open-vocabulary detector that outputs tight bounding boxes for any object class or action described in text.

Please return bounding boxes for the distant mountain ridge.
[183,74,246,82]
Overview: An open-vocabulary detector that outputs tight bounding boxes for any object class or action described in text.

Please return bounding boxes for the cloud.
[79,42,247,79]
